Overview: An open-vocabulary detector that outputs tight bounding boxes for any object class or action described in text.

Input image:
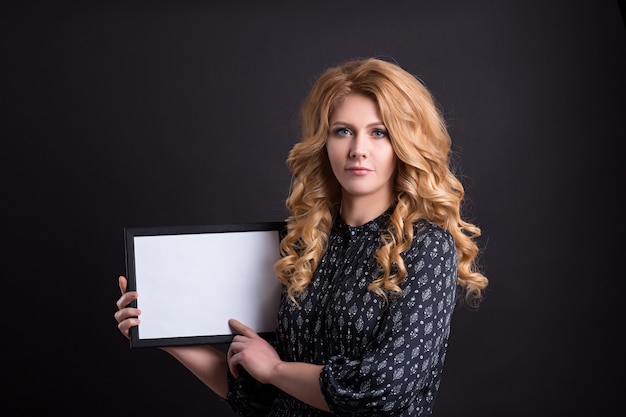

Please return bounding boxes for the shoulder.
[412,219,455,248]
[401,219,457,264]
[400,220,458,295]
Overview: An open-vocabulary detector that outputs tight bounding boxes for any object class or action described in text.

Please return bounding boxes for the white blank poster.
[132,229,282,342]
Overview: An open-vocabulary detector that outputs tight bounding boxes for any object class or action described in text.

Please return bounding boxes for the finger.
[118,276,127,294]
[228,318,257,338]
[114,306,141,324]
[116,291,138,310]
[227,346,241,378]
[118,317,141,339]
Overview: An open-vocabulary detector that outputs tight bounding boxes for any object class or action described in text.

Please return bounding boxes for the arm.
[114,276,229,398]
[227,318,330,412]
[161,345,229,398]
[318,225,458,416]
[270,361,328,411]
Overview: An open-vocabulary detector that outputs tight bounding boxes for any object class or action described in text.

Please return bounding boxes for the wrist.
[267,360,286,385]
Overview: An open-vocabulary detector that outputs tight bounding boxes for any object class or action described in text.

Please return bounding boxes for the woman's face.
[326,93,397,209]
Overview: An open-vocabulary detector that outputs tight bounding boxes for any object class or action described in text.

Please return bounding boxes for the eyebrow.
[329,121,386,129]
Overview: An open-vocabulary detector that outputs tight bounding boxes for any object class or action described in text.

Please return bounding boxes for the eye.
[372,129,388,138]
[333,127,352,137]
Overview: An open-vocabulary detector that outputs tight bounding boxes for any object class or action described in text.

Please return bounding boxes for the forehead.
[329,93,382,123]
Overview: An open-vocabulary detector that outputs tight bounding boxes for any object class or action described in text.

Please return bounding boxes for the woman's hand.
[114,275,141,339]
[228,319,329,411]
[227,318,282,383]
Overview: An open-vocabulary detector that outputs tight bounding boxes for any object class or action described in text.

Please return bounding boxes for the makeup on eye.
[329,123,389,138]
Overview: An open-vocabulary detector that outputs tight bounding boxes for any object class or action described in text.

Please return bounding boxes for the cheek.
[378,144,398,174]
[326,142,345,168]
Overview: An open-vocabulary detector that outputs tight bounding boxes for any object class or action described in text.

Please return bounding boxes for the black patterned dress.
[226,207,458,416]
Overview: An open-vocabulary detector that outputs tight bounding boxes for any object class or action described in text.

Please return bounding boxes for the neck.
[340,194,394,226]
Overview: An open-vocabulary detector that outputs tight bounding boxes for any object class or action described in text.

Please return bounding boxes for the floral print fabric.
[226,208,458,416]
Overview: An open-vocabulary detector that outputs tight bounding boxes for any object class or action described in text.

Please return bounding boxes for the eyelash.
[333,128,388,138]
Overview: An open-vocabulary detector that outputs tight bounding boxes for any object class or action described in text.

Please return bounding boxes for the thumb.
[118,276,127,295]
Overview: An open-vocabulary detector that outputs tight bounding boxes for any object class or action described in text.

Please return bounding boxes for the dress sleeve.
[319,227,458,416]
[225,367,279,417]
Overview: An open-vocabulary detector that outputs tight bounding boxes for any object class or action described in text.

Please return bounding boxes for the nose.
[349,135,366,159]
[349,149,364,158]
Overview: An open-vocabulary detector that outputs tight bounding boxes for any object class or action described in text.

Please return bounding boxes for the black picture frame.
[124,222,286,348]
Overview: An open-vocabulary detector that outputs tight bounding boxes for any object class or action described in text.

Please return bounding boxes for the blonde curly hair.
[274,57,488,308]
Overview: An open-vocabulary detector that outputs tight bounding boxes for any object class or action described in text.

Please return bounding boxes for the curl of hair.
[274,57,488,308]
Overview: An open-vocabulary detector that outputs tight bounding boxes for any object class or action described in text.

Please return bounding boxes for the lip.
[346,166,373,175]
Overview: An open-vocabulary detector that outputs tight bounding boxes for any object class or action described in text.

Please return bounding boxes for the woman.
[115,57,488,416]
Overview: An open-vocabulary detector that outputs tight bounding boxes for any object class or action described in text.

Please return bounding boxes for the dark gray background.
[3,1,624,415]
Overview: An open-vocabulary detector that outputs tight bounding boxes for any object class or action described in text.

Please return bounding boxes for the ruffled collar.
[332,204,395,238]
